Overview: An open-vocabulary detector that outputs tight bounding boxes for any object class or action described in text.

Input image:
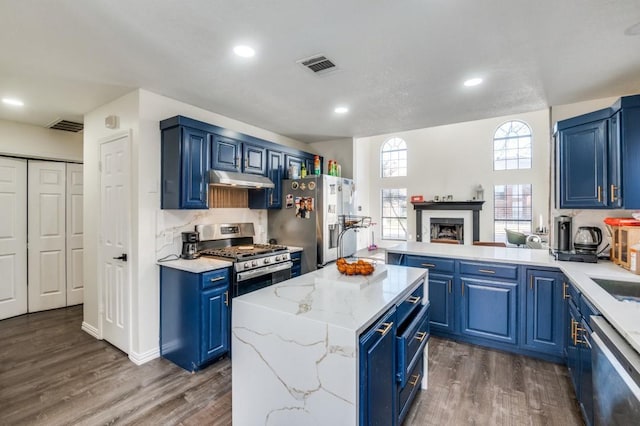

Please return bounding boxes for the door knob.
[113,253,128,262]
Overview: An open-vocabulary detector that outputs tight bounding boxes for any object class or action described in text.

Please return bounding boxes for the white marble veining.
[155,257,232,273]
[232,264,427,425]
[387,242,640,354]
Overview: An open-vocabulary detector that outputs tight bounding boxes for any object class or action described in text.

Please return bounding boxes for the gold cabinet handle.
[409,373,421,386]
[376,322,393,336]
[408,296,421,304]
[421,263,436,268]
[448,280,452,294]
[598,185,602,203]
[570,318,576,343]
[611,184,618,202]
[478,269,495,274]
[269,193,273,206]
[414,331,427,342]
[224,290,229,306]
[210,276,226,283]
[562,282,570,299]
[575,324,585,345]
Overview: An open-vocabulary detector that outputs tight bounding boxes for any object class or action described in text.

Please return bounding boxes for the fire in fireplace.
[430,218,464,242]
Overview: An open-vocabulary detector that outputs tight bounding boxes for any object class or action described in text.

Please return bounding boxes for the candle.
[539,214,543,231]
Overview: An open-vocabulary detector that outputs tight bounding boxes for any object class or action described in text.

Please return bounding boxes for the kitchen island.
[231,264,428,426]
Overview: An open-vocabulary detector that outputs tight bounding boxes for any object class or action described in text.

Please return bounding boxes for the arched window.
[493,121,532,170]
[381,137,407,177]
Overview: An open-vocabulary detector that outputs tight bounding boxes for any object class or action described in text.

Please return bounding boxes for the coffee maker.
[181,231,199,259]
[554,215,572,252]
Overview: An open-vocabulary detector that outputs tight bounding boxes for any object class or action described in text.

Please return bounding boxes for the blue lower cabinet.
[201,285,230,363]
[359,307,397,426]
[160,266,231,372]
[524,269,565,356]
[397,356,424,425]
[579,318,595,426]
[396,302,430,387]
[567,299,582,395]
[460,277,518,345]
[290,251,302,277]
[428,273,454,334]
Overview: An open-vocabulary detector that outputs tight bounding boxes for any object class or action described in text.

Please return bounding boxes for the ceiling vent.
[297,54,338,75]
[47,119,84,133]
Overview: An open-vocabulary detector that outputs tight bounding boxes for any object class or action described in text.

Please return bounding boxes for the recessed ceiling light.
[233,45,255,58]
[334,106,349,114]
[463,78,483,87]
[2,97,24,107]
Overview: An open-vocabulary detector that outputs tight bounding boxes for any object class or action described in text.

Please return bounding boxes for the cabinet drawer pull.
[408,296,421,304]
[461,282,465,297]
[409,373,421,387]
[562,282,570,299]
[269,193,273,205]
[210,276,226,283]
[414,331,427,343]
[598,185,602,203]
[611,184,618,202]
[292,257,301,262]
[420,263,436,268]
[530,275,534,290]
[575,324,585,345]
[478,269,495,274]
[224,290,229,306]
[448,280,452,294]
[375,322,393,336]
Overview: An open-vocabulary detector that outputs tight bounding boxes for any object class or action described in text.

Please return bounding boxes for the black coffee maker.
[554,215,572,252]
[181,232,199,259]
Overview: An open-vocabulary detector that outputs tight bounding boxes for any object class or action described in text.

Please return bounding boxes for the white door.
[66,163,84,306]
[28,161,66,312]
[100,133,131,353]
[0,157,27,320]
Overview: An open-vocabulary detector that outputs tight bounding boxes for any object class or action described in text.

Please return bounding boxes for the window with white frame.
[493,120,532,170]
[494,184,532,243]
[381,137,407,177]
[381,188,407,240]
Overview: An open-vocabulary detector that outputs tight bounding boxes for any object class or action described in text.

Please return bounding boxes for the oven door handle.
[236,261,293,282]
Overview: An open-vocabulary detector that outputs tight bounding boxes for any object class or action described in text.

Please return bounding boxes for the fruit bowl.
[336,258,375,276]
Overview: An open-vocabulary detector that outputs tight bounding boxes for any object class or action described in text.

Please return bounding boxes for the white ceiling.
[1,1,639,142]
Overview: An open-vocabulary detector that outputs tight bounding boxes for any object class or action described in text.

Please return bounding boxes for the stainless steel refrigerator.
[268,175,357,274]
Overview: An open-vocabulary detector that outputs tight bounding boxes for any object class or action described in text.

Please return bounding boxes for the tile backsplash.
[156,208,267,259]
[551,208,637,249]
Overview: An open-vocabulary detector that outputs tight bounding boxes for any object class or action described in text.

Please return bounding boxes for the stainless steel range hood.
[209,170,275,189]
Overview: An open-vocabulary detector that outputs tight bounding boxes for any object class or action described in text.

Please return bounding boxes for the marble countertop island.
[387,242,640,354]
[231,264,427,426]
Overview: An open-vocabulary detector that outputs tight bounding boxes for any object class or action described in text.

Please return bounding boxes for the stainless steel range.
[196,223,292,297]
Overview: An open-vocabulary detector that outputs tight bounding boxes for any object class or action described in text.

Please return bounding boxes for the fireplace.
[430,218,464,242]
[411,200,485,243]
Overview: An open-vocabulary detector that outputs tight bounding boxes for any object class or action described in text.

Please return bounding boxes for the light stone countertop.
[233,263,427,334]
[156,257,232,273]
[387,242,640,354]
[287,246,303,253]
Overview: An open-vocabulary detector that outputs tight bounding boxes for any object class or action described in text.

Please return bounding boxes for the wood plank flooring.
[0,306,583,425]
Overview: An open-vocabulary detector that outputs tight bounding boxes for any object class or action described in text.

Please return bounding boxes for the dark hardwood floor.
[0,306,583,425]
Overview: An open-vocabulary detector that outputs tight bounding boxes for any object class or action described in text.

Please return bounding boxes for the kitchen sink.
[591,278,640,303]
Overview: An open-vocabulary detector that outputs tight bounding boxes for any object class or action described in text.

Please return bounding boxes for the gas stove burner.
[198,243,289,260]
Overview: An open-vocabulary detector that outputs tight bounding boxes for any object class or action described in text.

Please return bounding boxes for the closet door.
[66,163,83,306]
[0,157,27,320]
[28,161,66,312]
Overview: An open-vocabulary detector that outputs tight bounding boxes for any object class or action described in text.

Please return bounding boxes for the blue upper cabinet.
[161,125,210,209]
[211,135,241,173]
[556,114,608,208]
[211,135,267,175]
[555,94,640,209]
[249,149,283,209]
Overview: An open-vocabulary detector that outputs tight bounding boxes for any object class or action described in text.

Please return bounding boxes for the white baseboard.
[129,347,160,365]
[81,321,101,339]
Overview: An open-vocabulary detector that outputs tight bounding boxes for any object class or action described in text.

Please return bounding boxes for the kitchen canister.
[630,243,640,274]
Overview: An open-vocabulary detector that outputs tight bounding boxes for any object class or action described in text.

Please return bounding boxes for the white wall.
[354,109,551,247]
[83,89,310,362]
[309,138,354,178]
[0,119,82,161]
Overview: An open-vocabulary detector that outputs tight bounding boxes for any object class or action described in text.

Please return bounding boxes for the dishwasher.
[590,316,640,425]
